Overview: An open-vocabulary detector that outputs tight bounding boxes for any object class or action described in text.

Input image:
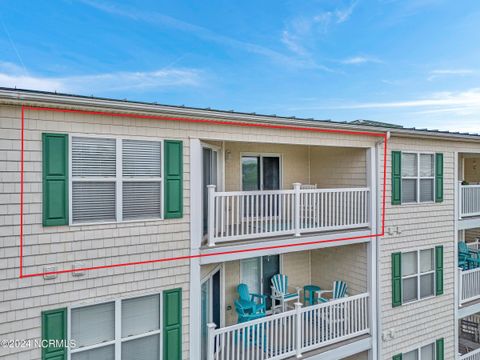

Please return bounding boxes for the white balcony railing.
[207,183,370,246]
[460,184,480,218]
[207,293,370,360]
[460,268,480,305]
[461,348,480,360]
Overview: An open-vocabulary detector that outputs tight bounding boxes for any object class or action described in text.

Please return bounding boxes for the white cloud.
[341,56,382,65]
[335,1,358,23]
[427,69,476,81]
[281,30,306,56]
[329,88,480,110]
[287,88,480,132]
[0,62,202,93]
[280,1,357,58]
[80,0,329,71]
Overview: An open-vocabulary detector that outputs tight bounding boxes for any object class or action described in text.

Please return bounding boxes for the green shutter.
[42,308,67,360]
[164,140,183,219]
[436,246,444,296]
[392,151,402,205]
[163,288,182,360]
[392,355,402,360]
[436,338,444,360]
[435,153,444,203]
[43,133,68,226]
[392,252,402,307]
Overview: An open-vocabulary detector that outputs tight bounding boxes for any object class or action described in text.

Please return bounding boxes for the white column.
[208,185,216,246]
[454,152,460,359]
[207,323,217,360]
[294,302,303,358]
[367,146,378,360]
[189,138,203,359]
[293,183,301,237]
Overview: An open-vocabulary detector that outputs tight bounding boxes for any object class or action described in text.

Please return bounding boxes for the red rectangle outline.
[19,105,387,278]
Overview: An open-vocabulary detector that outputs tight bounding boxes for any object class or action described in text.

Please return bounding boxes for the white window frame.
[403,341,436,359]
[401,152,436,204]
[69,134,164,225]
[67,291,163,360]
[401,247,436,305]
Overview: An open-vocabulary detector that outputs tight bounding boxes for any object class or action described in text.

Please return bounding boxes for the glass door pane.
[262,255,280,309]
[241,257,261,295]
[262,157,280,190]
[201,280,210,360]
[203,148,219,234]
[242,156,260,191]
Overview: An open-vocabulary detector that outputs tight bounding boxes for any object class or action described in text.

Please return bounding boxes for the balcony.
[459,314,480,359]
[460,267,480,305]
[200,141,374,248]
[200,244,371,359]
[460,184,480,219]
[206,185,370,246]
[206,293,370,360]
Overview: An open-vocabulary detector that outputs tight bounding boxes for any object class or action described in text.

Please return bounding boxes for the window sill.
[400,294,437,307]
[398,201,437,206]
[69,217,168,228]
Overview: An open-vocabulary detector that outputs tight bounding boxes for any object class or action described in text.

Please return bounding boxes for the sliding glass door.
[240,255,280,310]
[201,269,221,360]
[241,155,280,191]
[203,147,219,234]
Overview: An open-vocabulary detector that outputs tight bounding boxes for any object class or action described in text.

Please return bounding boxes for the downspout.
[375,131,390,359]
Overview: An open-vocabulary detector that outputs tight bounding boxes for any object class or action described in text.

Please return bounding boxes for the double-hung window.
[70,294,161,360]
[71,136,162,224]
[402,248,435,303]
[403,342,435,360]
[401,153,435,203]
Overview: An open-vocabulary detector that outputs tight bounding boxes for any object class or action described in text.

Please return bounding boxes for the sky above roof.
[1,0,479,132]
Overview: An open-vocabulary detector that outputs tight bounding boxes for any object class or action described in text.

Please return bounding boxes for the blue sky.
[1,0,479,132]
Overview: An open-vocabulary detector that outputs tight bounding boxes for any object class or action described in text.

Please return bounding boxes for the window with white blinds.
[122,140,162,220]
[70,294,162,360]
[401,152,435,203]
[71,136,162,223]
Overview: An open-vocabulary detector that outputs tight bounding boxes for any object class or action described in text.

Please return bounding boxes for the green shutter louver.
[42,308,67,360]
[435,246,444,296]
[436,338,444,360]
[392,151,402,205]
[163,288,182,360]
[392,252,402,307]
[392,354,402,360]
[42,133,68,226]
[164,140,183,219]
[435,153,444,203]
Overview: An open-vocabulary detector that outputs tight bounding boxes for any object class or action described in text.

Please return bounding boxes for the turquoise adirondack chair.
[459,242,480,270]
[234,300,266,323]
[236,284,267,318]
[271,274,300,313]
[317,281,348,303]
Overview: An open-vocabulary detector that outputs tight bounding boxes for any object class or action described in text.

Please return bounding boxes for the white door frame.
[201,142,222,191]
[201,264,225,328]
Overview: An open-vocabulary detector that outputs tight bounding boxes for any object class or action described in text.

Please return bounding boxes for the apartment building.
[0,87,479,360]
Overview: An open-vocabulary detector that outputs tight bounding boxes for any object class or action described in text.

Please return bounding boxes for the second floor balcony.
[201,141,373,247]
[206,184,370,246]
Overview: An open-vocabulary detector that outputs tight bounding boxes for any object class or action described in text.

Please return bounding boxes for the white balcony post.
[458,181,463,219]
[294,302,303,358]
[293,183,301,237]
[207,323,216,360]
[459,268,463,305]
[207,185,216,247]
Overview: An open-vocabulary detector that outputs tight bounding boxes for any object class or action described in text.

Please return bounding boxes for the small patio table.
[303,285,321,306]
